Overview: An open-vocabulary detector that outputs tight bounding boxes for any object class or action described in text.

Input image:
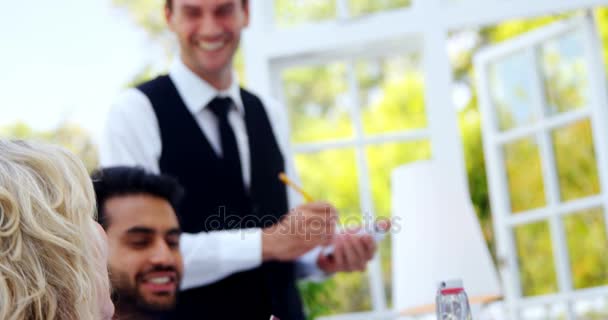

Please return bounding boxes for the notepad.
[322,224,388,256]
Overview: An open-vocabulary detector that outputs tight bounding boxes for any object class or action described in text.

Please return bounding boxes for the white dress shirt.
[100,58,324,290]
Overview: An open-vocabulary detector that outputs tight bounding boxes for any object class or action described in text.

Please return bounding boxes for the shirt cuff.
[296,246,331,282]
[180,228,262,290]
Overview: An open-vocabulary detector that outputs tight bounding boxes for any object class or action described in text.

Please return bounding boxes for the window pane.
[539,30,590,116]
[295,148,370,315]
[349,0,411,17]
[274,0,336,28]
[299,272,371,317]
[503,137,547,213]
[488,51,538,131]
[564,208,608,290]
[282,63,353,144]
[366,140,431,305]
[323,272,371,314]
[356,55,427,135]
[294,148,360,219]
[514,221,559,296]
[552,119,600,202]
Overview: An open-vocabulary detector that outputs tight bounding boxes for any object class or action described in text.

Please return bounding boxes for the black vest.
[137,76,304,320]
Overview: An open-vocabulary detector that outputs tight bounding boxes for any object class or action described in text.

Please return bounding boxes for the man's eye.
[185,11,199,18]
[216,5,234,17]
[129,240,150,248]
[182,7,202,19]
[167,238,180,249]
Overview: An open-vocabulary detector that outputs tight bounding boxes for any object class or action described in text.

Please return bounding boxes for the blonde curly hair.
[0,140,111,320]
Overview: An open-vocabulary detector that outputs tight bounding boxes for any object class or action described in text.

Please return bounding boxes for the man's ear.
[242,0,250,27]
[165,5,175,31]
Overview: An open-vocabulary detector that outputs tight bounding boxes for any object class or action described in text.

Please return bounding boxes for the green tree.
[0,123,99,172]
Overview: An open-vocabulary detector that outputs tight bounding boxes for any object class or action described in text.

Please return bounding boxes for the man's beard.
[110,269,178,315]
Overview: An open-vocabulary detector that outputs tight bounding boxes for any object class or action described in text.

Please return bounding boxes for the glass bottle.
[436,279,472,320]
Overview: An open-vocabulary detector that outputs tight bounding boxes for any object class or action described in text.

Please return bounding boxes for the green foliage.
[274,0,411,27]
[599,9,608,64]
[285,60,432,317]
[360,69,427,134]
[298,281,340,318]
[348,0,410,17]
[0,123,99,172]
[514,221,559,296]
[553,120,600,201]
[504,137,547,213]
[274,0,336,27]
[564,209,608,290]
[282,63,352,144]
[278,50,431,317]
[459,98,496,256]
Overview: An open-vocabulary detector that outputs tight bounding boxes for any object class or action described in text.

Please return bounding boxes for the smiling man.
[92,166,185,320]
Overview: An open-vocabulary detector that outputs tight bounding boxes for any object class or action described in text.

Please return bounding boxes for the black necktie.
[208,97,245,193]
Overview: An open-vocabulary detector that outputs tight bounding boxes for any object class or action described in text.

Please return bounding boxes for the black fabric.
[207,96,246,196]
[137,76,304,320]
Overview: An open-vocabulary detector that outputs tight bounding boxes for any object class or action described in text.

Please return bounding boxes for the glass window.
[564,208,608,290]
[503,137,547,213]
[295,148,371,315]
[552,120,600,202]
[539,31,590,116]
[349,0,411,17]
[282,62,352,144]
[274,0,336,28]
[356,55,427,135]
[488,51,538,131]
[514,221,559,296]
[294,148,360,219]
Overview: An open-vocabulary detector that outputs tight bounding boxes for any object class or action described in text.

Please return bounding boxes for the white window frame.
[241,0,607,318]
[474,14,608,320]
[274,51,433,312]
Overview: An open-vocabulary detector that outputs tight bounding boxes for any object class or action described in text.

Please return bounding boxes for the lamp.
[391,161,502,317]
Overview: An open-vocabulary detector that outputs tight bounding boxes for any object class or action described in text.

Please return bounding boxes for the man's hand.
[317,219,391,273]
[262,202,337,262]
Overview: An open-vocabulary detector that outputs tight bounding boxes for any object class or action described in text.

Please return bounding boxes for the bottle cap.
[438,279,464,295]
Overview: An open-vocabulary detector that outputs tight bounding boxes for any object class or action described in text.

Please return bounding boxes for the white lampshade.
[391,161,501,315]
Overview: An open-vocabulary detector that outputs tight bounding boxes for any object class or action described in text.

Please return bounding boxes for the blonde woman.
[0,140,114,320]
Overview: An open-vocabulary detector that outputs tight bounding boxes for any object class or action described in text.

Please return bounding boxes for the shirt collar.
[168,57,244,115]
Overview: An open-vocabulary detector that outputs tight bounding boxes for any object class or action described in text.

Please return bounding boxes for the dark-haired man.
[100,0,377,318]
[92,166,185,320]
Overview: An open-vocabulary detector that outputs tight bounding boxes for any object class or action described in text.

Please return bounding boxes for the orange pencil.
[278,172,314,203]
